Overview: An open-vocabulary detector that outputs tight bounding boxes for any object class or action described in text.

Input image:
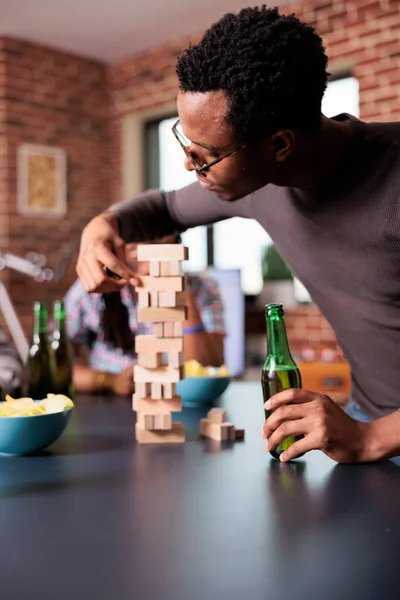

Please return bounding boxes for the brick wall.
[0,37,111,335]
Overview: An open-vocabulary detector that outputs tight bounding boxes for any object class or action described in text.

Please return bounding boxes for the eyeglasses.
[171,119,247,173]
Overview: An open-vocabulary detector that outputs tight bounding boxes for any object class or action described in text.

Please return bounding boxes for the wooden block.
[174,322,183,337]
[162,382,176,399]
[169,352,184,368]
[207,407,227,424]
[159,261,183,276]
[138,290,150,308]
[150,291,159,307]
[138,307,187,323]
[163,322,174,337]
[158,291,187,308]
[135,382,150,399]
[234,428,245,440]
[135,365,184,383]
[137,244,188,262]
[136,276,184,292]
[160,262,171,276]
[154,323,164,338]
[133,394,182,413]
[154,413,172,430]
[138,352,162,369]
[222,422,235,440]
[137,413,155,430]
[135,422,185,444]
[199,419,230,441]
[149,261,160,277]
[151,382,162,399]
[135,335,184,353]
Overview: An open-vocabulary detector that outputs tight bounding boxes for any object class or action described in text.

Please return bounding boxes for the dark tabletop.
[1,382,400,600]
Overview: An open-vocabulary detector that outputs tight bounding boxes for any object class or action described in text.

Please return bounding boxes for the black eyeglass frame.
[171,119,247,173]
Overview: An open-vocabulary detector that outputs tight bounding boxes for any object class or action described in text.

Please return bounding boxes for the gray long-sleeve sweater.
[111,119,400,419]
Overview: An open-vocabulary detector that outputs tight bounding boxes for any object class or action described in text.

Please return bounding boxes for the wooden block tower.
[133,244,188,443]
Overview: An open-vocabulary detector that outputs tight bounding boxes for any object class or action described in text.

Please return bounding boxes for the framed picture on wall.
[17,143,67,217]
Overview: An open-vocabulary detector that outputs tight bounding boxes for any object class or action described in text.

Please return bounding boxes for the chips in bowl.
[0,393,74,417]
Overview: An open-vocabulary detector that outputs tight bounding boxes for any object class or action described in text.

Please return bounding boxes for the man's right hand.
[76,212,139,293]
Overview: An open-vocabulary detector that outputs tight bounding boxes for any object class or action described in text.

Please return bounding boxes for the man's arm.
[77,183,232,293]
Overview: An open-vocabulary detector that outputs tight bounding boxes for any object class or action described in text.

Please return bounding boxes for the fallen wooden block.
[136,276,184,292]
[158,291,187,308]
[154,413,172,430]
[199,418,235,441]
[137,413,155,430]
[234,428,245,440]
[138,307,188,323]
[207,407,227,424]
[133,394,182,413]
[137,244,188,262]
[134,365,184,383]
[135,335,184,353]
[138,352,162,369]
[135,422,185,444]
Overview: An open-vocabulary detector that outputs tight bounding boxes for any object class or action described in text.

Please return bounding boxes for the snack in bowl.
[177,360,232,407]
[0,394,74,455]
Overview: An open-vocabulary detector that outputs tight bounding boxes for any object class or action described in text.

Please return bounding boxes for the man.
[76,6,400,463]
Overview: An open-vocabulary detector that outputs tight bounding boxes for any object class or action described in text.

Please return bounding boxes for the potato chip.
[0,394,74,417]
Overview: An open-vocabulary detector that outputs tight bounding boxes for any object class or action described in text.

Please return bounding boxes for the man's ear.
[271,130,295,162]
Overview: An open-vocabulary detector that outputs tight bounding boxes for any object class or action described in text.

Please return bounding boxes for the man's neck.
[274,115,354,191]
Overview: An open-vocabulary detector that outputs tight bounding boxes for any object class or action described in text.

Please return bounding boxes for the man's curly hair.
[176,6,329,141]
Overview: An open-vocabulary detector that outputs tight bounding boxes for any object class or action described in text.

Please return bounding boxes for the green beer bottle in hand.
[51,300,74,399]
[261,303,302,460]
[28,301,54,399]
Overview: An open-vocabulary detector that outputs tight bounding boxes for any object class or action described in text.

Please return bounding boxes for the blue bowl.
[177,376,231,407]
[0,405,73,456]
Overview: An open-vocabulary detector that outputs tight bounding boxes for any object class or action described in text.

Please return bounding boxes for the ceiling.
[0,0,287,63]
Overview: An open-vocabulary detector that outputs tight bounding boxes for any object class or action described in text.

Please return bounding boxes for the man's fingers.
[264,388,318,411]
[279,435,318,462]
[77,256,127,293]
[263,404,305,438]
[266,420,307,454]
[94,243,137,282]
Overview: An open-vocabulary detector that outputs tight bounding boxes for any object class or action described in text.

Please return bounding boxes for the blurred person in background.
[0,327,24,400]
[64,234,225,396]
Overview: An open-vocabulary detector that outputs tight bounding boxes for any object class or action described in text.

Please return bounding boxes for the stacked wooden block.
[133,244,188,444]
[200,408,245,441]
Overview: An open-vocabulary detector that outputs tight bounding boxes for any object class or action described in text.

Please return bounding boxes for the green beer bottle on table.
[261,303,302,460]
[28,301,54,399]
[51,300,74,399]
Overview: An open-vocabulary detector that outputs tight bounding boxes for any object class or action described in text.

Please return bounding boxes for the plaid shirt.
[64,274,225,374]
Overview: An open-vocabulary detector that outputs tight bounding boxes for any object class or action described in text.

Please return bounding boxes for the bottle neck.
[33,310,48,344]
[265,314,296,367]
[53,302,67,340]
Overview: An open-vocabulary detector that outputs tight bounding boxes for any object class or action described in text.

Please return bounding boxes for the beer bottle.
[262,303,302,459]
[51,300,74,399]
[28,301,54,399]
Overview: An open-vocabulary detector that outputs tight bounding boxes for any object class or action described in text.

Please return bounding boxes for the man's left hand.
[262,389,373,463]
